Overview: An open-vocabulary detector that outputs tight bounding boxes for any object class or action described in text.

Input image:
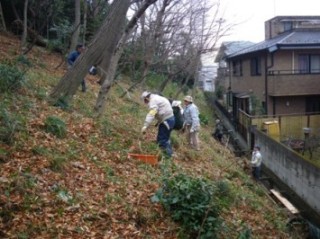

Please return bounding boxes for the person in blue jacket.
[67,44,86,92]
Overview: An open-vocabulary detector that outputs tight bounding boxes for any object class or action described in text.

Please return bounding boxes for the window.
[310,55,320,73]
[306,96,320,113]
[299,55,309,73]
[232,60,242,76]
[283,22,293,32]
[298,54,320,73]
[250,57,261,76]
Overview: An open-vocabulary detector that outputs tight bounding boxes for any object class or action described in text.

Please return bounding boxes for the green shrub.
[199,113,209,125]
[170,133,181,149]
[0,108,22,145]
[215,85,225,99]
[44,116,67,138]
[0,64,25,93]
[152,174,223,238]
[31,146,49,156]
[237,225,251,239]
[16,55,32,67]
[50,156,67,172]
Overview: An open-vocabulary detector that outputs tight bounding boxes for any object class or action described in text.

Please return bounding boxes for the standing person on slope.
[141,91,175,158]
[183,95,200,151]
[251,145,262,180]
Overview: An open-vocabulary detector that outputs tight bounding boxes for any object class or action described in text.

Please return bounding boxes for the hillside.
[0,33,303,239]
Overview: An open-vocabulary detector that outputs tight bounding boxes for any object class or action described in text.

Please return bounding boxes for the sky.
[201,0,320,65]
[220,0,320,43]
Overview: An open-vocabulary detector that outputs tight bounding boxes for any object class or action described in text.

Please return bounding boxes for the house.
[213,18,320,224]
[214,41,255,104]
[216,16,320,122]
[198,65,217,92]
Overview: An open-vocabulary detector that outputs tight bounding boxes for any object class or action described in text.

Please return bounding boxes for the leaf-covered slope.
[0,33,298,239]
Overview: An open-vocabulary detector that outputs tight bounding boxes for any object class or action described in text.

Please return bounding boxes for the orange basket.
[128,153,158,165]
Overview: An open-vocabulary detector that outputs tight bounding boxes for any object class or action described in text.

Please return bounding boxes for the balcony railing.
[268,69,320,75]
[267,71,320,96]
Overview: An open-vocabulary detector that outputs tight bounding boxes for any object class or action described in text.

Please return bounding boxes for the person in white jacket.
[183,95,200,151]
[251,145,262,180]
[141,91,175,158]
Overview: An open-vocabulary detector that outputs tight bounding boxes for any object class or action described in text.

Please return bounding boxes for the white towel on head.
[171,100,181,107]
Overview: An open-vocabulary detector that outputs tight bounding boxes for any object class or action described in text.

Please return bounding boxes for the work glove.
[141,126,147,134]
[190,128,194,133]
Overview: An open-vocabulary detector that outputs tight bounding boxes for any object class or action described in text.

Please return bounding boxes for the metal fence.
[237,110,320,156]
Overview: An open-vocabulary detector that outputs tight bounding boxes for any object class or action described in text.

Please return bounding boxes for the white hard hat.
[141,91,151,100]
[184,95,193,103]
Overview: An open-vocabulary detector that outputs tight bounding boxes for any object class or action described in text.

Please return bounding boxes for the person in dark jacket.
[213,119,224,142]
[67,44,86,92]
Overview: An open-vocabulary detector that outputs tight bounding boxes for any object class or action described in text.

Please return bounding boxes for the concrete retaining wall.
[254,129,320,215]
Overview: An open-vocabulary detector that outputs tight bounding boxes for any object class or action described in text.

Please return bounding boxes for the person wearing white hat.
[140,91,175,157]
[183,95,200,151]
[251,145,262,180]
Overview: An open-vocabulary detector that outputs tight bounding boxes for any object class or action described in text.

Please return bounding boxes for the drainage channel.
[260,166,320,239]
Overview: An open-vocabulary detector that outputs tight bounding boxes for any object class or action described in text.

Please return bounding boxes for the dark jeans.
[252,166,261,180]
[157,116,175,158]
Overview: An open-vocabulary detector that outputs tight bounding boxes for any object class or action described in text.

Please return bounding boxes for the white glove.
[141,126,147,134]
[190,128,195,133]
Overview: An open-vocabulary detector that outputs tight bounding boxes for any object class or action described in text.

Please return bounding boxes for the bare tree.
[94,0,158,116]
[49,0,131,104]
[121,0,184,95]
[161,0,233,95]
[70,0,81,51]
[121,0,233,97]
[137,0,172,88]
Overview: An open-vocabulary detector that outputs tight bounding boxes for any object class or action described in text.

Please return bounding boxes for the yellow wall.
[243,113,320,141]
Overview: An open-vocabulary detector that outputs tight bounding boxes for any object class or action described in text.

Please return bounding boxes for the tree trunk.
[0,2,7,31]
[82,0,88,45]
[70,0,81,51]
[94,53,120,116]
[49,0,131,104]
[21,0,28,51]
[158,73,173,93]
[174,73,191,99]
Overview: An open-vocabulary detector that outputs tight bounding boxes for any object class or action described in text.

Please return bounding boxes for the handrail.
[268,69,320,75]
[238,109,320,119]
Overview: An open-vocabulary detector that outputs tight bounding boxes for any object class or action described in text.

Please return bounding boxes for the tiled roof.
[227,30,320,59]
[214,41,255,62]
